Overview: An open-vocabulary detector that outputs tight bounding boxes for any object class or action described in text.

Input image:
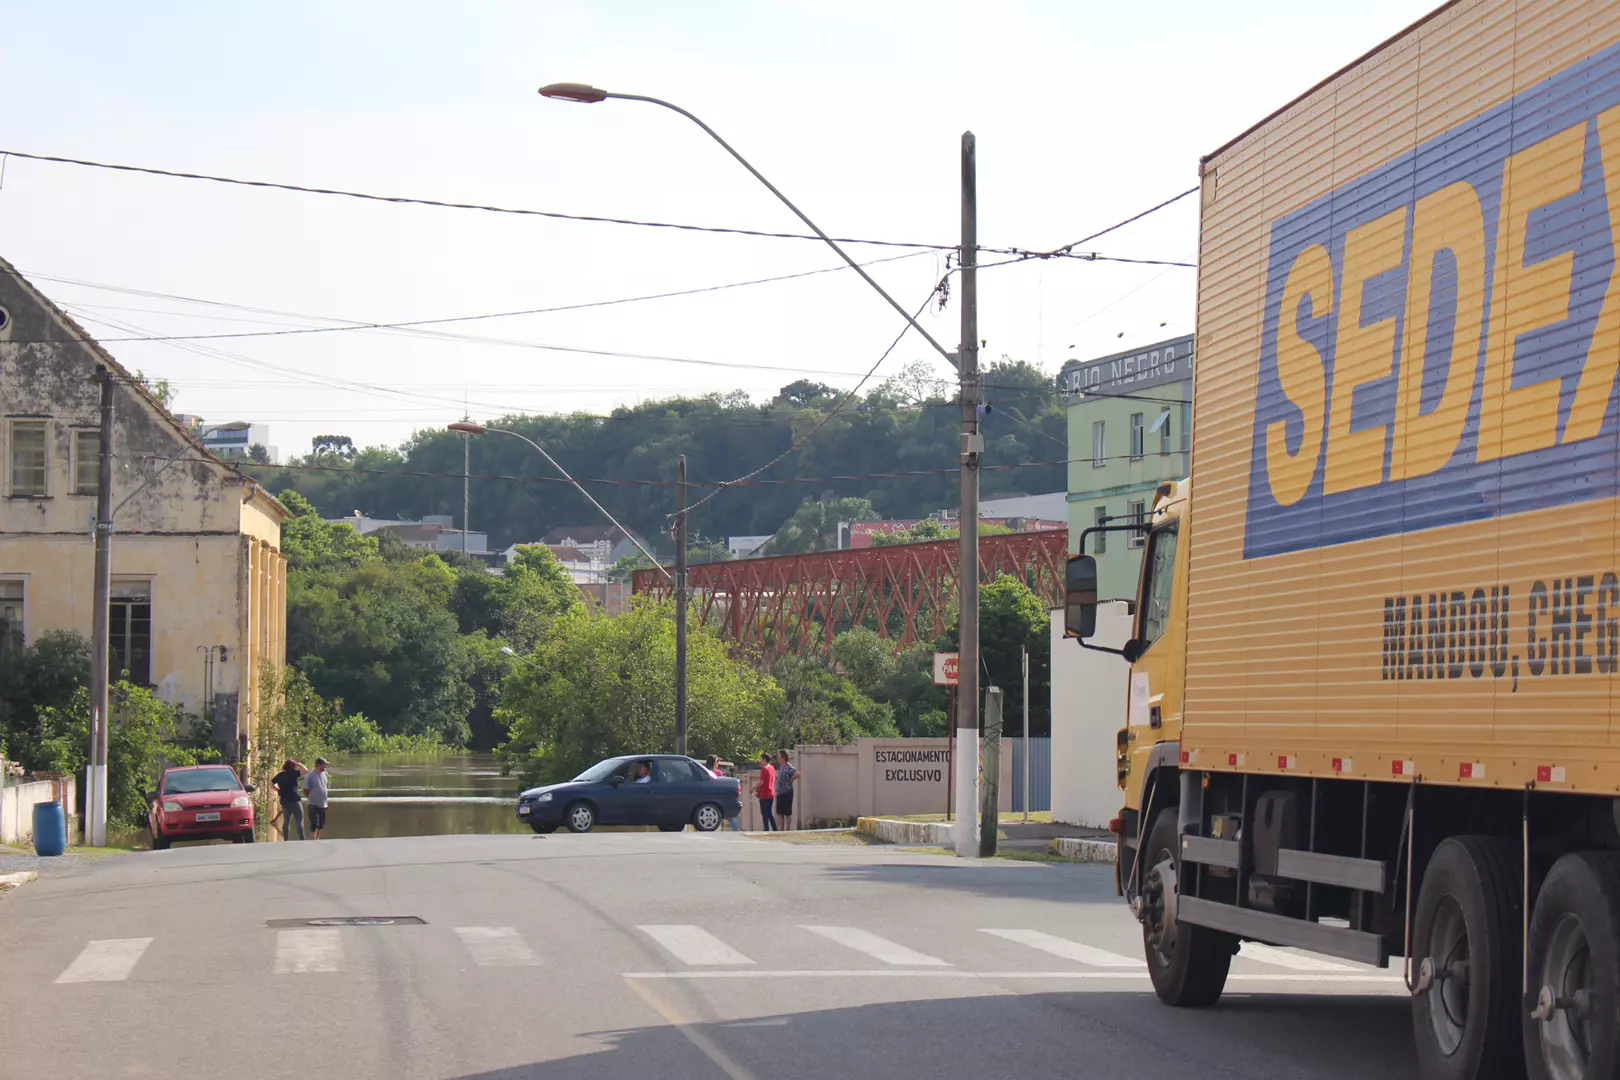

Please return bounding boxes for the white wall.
[1049,602,1132,827]
[0,777,76,846]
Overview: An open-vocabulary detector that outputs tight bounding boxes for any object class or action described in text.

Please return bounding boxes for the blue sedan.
[516,755,742,834]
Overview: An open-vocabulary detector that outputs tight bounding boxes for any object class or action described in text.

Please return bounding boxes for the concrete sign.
[932,652,959,686]
[1061,333,1194,400]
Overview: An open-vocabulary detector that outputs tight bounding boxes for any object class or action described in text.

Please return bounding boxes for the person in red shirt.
[754,751,777,831]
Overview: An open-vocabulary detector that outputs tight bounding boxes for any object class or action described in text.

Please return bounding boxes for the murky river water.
[310,752,525,840]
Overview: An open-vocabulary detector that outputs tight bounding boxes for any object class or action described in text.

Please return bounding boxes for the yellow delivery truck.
[1065,2,1620,1079]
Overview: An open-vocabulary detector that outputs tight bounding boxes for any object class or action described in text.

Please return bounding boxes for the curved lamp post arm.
[453,422,672,582]
[540,83,957,369]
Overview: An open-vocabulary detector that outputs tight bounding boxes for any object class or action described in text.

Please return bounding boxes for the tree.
[497,598,780,786]
[767,497,879,555]
[0,630,91,770]
[279,490,377,573]
[936,573,1051,737]
[134,370,176,409]
[311,434,357,461]
[770,653,899,746]
[868,518,1013,546]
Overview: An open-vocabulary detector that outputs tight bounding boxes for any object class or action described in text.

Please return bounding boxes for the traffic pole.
[953,131,981,857]
[88,366,114,847]
[674,454,688,757]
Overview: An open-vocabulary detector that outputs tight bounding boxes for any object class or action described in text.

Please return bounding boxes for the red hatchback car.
[148,765,256,849]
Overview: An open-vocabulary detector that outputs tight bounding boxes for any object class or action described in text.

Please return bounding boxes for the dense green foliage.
[253,361,1065,555]
[868,518,1012,546]
[497,598,781,785]
[328,714,444,755]
[278,492,587,749]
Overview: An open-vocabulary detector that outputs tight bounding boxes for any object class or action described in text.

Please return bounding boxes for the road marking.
[455,926,540,967]
[1236,942,1358,972]
[639,925,754,965]
[274,928,342,974]
[979,929,1142,968]
[802,925,949,966]
[625,978,761,1080]
[55,938,153,983]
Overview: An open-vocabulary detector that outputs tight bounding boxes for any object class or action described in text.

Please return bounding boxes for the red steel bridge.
[632,529,1067,661]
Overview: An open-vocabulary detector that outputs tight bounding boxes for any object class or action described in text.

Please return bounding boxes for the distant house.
[538,525,645,566]
[727,535,772,559]
[502,542,606,584]
[330,511,488,555]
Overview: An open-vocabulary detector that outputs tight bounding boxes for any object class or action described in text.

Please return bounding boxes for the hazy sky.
[2,0,1436,462]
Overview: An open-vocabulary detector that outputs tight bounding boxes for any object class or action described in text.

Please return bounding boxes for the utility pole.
[461,415,470,557]
[954,131,981,858]
[1022,645,1031,823]
[674,454,689,757]
[88,366,114,847]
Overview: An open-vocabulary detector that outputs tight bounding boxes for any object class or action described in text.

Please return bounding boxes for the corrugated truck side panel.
[1188,0,1620,793]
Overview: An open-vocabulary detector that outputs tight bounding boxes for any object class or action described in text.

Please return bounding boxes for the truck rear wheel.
[1523,851,1620,1080]
[1141,807,1233,1007]
[1411,836,1523,1080]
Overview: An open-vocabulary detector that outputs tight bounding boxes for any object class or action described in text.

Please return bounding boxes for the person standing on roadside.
[754,751,777,831]
[271,759,307,841]
[303,757,331,840]
[706,755,742,830]
[775,750,799,830]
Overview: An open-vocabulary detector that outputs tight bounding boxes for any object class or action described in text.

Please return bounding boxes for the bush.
[329,713,445,755]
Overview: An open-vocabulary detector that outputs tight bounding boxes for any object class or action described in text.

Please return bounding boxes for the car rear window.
[163,768,242,794]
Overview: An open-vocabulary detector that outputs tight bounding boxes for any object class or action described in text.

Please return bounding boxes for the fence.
[1009,736,1051,814]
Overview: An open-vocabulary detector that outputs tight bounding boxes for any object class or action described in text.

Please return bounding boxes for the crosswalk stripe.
[274,928,343,974]
[1236,942,1357,972]
[639,925,754,966]
[455,926,540,967]
[802,926,949,966]
[55,938,153,984]
[979,928,1142,968]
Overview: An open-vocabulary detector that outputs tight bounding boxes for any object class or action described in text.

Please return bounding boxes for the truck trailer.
[1065,2,1620,1079]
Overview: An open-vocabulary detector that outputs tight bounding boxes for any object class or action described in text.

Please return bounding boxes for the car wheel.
[530,823,556,835]
[152,832,171,851]
[692,803,723,833]
[565,802,595,834]
[239,828,255,844]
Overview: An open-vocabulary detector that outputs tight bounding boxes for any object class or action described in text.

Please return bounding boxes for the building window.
[1093,507,1107,555]
[110,581,153,686]
[73,429,100,495]
[0,580,22,660]
[1128,500,1147,548]
[1130,413,1145,460]
[1091,420,1106,467]
[1157,409,1172,455]
[9,421,46,497]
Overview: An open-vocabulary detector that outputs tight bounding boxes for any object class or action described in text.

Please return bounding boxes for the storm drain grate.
[265,916,426,928]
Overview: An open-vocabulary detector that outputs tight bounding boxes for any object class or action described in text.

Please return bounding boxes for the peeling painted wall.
[0,258,287,745]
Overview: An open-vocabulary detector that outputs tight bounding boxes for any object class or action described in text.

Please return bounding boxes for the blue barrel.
[32,801,66,857]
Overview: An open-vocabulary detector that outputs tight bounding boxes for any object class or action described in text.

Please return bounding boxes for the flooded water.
[315,752,526,840]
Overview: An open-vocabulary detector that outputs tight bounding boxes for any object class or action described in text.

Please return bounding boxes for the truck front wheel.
[1411,836,1523,1080]
[1141,808,1233,1007]
[1522,851,1620,1080]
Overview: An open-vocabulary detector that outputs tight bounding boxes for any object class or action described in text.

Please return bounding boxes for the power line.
[1039,187,1201,256]
[0,148,1006,253]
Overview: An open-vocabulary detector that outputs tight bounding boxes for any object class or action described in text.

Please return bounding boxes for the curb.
[855,817,955,846]
[1048,837,1118,863]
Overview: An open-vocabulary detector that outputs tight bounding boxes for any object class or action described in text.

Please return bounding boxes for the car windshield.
[572,758,627,783]
[162,768,242,794]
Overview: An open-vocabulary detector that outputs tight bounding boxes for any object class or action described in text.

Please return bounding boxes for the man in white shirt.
[303,758,331,839]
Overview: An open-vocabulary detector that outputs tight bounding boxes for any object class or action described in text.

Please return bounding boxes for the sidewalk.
[854,815,1115,861]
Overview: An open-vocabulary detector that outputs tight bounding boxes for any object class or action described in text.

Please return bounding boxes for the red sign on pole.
[933,652,959,686]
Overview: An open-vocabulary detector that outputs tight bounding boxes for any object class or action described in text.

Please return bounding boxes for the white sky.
[1,0,1436,461]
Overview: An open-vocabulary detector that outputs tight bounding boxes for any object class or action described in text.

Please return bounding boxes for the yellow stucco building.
[0,258,287,754]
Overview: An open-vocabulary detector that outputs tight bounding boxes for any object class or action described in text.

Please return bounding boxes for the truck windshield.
[1140,524,1179,649]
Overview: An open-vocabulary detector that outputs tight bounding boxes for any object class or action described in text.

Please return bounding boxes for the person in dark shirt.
[271,760,307,841]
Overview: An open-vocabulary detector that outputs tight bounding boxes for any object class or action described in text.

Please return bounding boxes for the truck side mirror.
[1065,555,1099,639]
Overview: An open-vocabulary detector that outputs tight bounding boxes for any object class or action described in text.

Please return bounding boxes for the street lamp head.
[499,646,516,657]
[448,421,487,436]
[539,82,608,103]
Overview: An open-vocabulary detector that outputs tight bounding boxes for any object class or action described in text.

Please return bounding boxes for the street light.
[500,645,542,671]
[535,83,983,853]
[446,422,667,576]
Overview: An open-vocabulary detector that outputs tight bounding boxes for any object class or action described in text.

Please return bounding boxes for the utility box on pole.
[979,686,1001,857]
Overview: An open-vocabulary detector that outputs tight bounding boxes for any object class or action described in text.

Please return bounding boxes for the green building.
[1063,334,1193,601]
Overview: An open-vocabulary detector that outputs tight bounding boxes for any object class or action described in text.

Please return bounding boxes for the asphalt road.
[0,832,1421,1080]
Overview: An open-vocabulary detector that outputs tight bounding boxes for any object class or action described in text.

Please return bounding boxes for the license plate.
[195,812,220,822]
[516,806,531,816]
